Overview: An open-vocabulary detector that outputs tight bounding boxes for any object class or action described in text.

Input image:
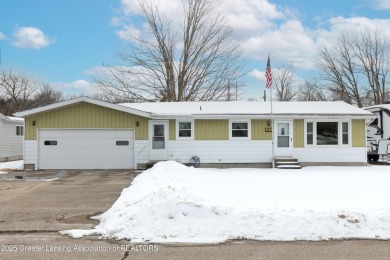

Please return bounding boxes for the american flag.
[265,55,272,89]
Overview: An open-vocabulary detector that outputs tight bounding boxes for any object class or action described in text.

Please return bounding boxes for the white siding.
[24,140,38,166]
[0,121,23,159]
[292,147,366,163]
[134,140,149,167]
[168,140,272,163]
[168,141,366,164]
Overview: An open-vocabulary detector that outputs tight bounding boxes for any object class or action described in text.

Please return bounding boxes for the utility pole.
[263,90,267,101]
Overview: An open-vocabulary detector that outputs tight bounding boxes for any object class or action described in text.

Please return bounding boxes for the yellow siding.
[195,119,228,140]
[169,119,176,140]
[251,120,272,140]
[293,119,304,148]
[352,119,366,147]
[25,102,149,140]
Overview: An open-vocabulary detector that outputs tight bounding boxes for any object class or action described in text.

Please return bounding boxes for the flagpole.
[265,54,275,168]
[270,83,275,168]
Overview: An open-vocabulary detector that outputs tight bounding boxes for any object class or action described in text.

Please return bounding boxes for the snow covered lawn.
[0,160,24,174]
[61,161,390,243]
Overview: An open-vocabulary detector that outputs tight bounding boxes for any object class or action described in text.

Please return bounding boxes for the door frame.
[274,120,293,157]
[148,120,169,161]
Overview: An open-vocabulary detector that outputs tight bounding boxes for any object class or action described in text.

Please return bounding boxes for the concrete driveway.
[0,170,139,259]
[0,170,137,232]
[1,170,390,260]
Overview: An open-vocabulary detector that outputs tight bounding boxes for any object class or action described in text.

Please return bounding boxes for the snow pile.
[0,160,24,173]
[61,162,390,243]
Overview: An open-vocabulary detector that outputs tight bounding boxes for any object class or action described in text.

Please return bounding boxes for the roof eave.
[14,97,152,118]
[150,113,376,119]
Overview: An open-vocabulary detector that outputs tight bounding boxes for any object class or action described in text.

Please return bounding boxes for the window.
[179,122,191,137]
[230,121,250,139]
[317,122,338,145]
[116,141,129,146]
[176,120,194,140]
[44,141,57,146]
[342,122,349,145]
[16,126,23,136]
[306,122,313,145]
[153,124,165,149]
[305,121,351,146]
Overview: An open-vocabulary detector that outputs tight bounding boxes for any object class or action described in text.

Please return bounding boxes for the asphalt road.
[0,170,389,260]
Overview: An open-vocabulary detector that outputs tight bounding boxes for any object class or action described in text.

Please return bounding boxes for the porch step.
[274,156,298,162]
[274,157,302,169]
[276,164,302,169]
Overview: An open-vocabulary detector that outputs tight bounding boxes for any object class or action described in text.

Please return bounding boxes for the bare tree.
[94,0,244,102]
[273,65,299,101]
[354,30,390,105]
[0,68,62,115]
[317,30,390,107]
[34,84,63,106]
[297,80,328,101]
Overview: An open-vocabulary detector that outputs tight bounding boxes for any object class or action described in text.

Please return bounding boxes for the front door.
[149,121,168,161]
[274,120,293,156]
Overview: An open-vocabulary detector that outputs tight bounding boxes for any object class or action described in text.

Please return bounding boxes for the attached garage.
[38,129,134,169]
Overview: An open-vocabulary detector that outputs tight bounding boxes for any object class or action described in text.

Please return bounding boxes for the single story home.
[0,113,24,162]
[14,97,374,170]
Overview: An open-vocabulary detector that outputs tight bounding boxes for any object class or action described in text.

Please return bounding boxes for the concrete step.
[274,156,298,163]
[275,161,300,165]
[274,157,302,169]
[277,165,302,169]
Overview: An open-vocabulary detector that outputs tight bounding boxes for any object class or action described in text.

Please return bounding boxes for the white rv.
[365,103,390,161]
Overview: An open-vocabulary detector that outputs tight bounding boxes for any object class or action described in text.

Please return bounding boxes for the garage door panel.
[38,129,134,169]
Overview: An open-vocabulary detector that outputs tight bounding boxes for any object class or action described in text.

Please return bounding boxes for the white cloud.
[113,0,390,73]
[249,68,305,86]
[12,27,53,49]
[51,80,96,94]
[116,24,142,41]
[315,16,390,50]
[0,32,6,40]
[373,0,390,9]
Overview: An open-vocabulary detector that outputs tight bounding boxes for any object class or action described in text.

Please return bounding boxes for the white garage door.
[38,129,134,169]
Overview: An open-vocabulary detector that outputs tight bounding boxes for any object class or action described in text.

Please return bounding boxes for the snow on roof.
[6,116,24,122]
[364,104,390,112]
[0,113,24,123]
[120,101,374,118]
[14,97,151,118]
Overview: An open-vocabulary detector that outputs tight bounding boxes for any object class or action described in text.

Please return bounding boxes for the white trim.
[304,119,352,148]
[229,119,251,140]
[14,97,152,118]
[176,119,194,140]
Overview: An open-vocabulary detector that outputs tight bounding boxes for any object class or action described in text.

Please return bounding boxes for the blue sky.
[1,0,390,99]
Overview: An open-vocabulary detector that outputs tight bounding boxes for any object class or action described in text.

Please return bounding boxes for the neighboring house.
[14,97,374,170]
[0,114,24,162]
